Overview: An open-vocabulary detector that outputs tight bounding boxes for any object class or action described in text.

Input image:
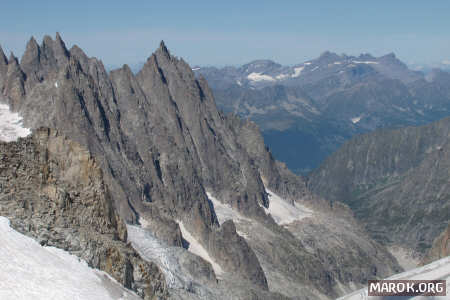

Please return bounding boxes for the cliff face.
[308,117,450,255]
[0,128,168,299]
[1,36,269,289]
[0,34,402,299]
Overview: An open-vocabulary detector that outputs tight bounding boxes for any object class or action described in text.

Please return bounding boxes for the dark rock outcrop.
[0,128,168,299]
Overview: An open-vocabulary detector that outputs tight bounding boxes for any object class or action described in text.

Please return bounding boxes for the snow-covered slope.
[0,103,31,142]
[0,216,140,300]
[337,256,450,300]
[263,189,313,225]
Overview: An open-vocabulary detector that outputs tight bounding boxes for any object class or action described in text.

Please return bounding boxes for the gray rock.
[0,128,168,300]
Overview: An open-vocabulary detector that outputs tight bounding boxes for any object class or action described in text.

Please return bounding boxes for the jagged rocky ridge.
[308,117,450,257]
[0,34,402,299]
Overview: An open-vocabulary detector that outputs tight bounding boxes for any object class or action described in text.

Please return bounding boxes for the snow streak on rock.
[263,188,313,225]
[178,221,224,277]
[0,216,140,300]
[0,104,31,142]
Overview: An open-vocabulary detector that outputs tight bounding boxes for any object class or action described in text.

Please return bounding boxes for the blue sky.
[1,1,450,68]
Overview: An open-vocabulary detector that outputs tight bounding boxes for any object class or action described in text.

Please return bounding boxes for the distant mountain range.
[195,52,450,174]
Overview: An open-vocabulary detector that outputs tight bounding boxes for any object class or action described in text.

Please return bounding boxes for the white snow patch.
[337,256,450,300]
[191,67,201,71]
[0,103,31,142]
[262,189,313,225]
[352,60,378,65]
[0,216,140,300]
[334,61,342,65]
[207,192,250,225]
[442,60,450,65]
[311,66,319,72]
[54,81,58,88]
[275,73,289,80]
[177,221,224,277]
[350,116,362,124]
[247,72,275,82]
[304,62,312,65]
[236,80,242,86]
[292,66,304,77]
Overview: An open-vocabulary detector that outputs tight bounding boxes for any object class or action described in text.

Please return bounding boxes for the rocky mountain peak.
[20,36,41,74]
[0,45,7,64]
[156,40,171,59]
[378,52,402,65]
[40,33,70,69]
[0,46,8,79]
[69,44,90,72]
[8,52,18,65]
[357,53,375,60]
[317,50,341,63]
[241,59,282,74]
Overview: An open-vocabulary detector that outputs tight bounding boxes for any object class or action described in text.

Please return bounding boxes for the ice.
[177,221,224,277]
[0,216,140,300]
[351,116,362,124]
[262,189,313,225]
[247,72,275,82]
[276,73,289,80]
[352,60,378,65]
[127,222,187,288]
[54,81,58,88]
[0,103,31,142]
[292,66,304,77]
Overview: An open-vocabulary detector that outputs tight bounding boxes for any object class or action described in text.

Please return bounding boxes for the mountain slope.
[308,117,450,256]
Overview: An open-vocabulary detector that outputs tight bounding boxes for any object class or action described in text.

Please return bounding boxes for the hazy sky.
[1,1,449,68]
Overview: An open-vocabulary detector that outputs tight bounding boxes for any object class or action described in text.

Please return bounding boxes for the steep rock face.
[1,35,268,290]
[309,117,450,254]
[0,46,7,91]
[0,128,168,299]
